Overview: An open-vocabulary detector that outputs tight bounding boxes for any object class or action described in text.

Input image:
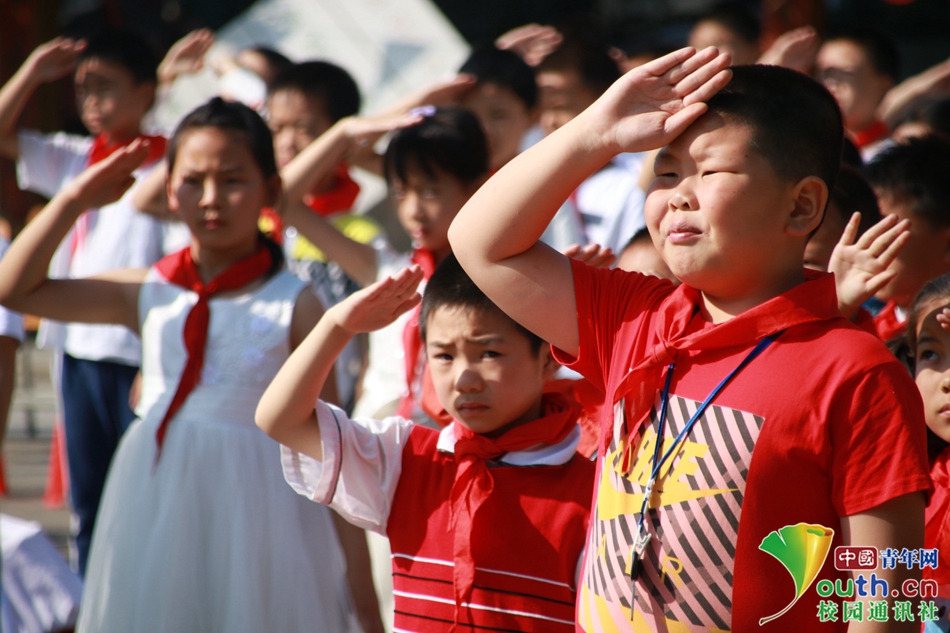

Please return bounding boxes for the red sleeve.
[551,259,674,394]
[830,360,932,516]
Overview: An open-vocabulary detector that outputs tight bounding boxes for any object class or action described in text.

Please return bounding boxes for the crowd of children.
[4,3,950,632]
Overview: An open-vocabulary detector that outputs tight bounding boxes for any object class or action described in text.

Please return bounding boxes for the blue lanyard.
[629,331,782,585]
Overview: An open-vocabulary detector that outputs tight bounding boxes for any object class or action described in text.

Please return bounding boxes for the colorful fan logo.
[758,522,835,625]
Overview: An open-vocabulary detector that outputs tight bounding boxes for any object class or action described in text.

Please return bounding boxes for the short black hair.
[535,37,621,97]
[827,165,881,235]
[247,46,293,82]
[623,227,653,252]
[80,29,157,84]
[269,61,361,123]
[697,1,761,45]
[459,46,538,110]
[167,97,284,274]
[827,28,900,83]
[707,65,843,195]
[420,254,543,354]
[384,107,488,186]
[866,135,950,228]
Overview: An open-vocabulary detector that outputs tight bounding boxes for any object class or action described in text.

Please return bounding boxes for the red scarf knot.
[607,269,838,455]
[151,244,273,464]
[447,392,580,627]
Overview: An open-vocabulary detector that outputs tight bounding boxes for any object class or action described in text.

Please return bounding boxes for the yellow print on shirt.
[597,426,738,522]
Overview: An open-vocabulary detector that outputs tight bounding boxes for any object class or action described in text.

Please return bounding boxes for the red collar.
[850,120,889,149]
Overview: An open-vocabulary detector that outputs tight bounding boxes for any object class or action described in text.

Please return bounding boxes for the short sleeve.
[551,258,673,393]
[830,360,932,516]
[16,130,92,199]
[280,400,415,534]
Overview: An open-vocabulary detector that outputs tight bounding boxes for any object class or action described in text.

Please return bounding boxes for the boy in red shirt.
[256,256,594,632]
[450,49,931,632]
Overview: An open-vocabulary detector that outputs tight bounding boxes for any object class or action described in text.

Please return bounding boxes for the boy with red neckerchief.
[257,254,595,632]
[0,29,166,575]
[451,50,931,633]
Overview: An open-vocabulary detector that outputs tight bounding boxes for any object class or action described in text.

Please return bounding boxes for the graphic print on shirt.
[578,393,764,633]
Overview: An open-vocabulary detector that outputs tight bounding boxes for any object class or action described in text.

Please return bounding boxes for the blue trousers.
[60,354,138,577]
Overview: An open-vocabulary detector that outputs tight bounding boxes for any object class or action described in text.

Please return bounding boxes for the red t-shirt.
[554,260,931,632]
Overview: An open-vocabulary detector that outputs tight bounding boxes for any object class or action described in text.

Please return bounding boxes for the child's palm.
[588,47,732,154]
[333,266,424,334]
[66,141,150,210]
[830,213,910,317]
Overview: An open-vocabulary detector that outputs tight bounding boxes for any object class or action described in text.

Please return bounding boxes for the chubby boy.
[450,48,931,632]
[256,256,594,632]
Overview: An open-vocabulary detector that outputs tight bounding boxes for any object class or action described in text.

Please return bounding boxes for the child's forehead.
[425,304,521,341]
[75,57,136,83]
[463,81,527,108]
[917,297,950,332]
[662,114,754,158]
[268,87,324,114]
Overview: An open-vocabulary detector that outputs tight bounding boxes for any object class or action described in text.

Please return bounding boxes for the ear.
[264,173,283,210]
[785,176,828,237]
[540,345,561,381]
[135,81,157,117]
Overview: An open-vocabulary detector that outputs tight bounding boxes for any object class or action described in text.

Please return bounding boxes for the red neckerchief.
[88,132,167,167]
[302,164,360,217]
[873,301,906,342]
[152,245,273,463]
[449,392,580,626]
[260,165,361,246]
[71,134,167,258]
[926,447,950,586]
[850,120,889,149]
[609,269,838,455]
[396,248,438,420]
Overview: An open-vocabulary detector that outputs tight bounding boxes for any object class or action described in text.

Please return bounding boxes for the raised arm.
[0,141,150,331]
[449,46,731,356]
[829,213,910,320]
[0,38,86,160]
[279,112,421,286]
[256,265,423,458]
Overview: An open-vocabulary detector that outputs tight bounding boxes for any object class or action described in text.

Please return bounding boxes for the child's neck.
[699,268,806,324]
[190,240,261,283]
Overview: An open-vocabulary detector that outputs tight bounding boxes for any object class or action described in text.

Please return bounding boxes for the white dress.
[77,269,350,633]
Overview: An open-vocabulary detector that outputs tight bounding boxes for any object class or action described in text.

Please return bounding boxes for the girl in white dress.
[0,98,358,632]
